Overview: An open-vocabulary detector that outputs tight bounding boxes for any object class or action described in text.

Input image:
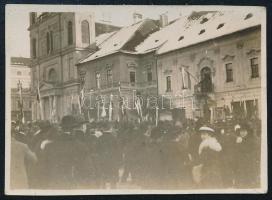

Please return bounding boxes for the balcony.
[194,82,214,96]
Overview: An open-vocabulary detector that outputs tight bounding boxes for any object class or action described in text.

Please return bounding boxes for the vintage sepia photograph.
[5,5,267,195]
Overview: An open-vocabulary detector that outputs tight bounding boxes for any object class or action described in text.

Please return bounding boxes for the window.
[244,13,253,20]
[225,63,233,82]
[178,36,184,41]
[68,21,73,45]
[217,23,225,29]
[48,68,57,83]
[106,69,113,86]
[199,29,205,35]
[81,20,90,44]
[95,72,101,89]
[200,17,208,24]
[200,67,212,92]
[46,32,50,54]
[250,57,259,78]
[50,31,54,52]
[129,71,136,85]
[147,68,152,82]
[29,101,32,109]
[68,57,74,80]
[46,31,53,55]
[31,38,37,58]
[17,71,22,76]
[166,76,171,92]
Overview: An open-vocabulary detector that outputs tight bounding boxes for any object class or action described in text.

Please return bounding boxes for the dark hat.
[61,115,78,129]
[74,115,89,126]
[36,120,51,130]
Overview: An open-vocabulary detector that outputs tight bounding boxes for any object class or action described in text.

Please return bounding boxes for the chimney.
[29,12,37,26]
[133,12,143,23]
[159,13,168,28]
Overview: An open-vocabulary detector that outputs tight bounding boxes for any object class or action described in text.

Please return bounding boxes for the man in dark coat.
[96,123,122,189]
[233,126,260,188]
[39,115,91,189]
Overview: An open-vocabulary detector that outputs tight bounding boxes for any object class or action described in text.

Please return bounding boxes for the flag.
[135,96,142,120]
[17,81,24,123]
[36,79,43,120]
[101,99,106,118]
[181,67,191,89]
[155,106,159,126]
[187,71,191,89]
[51,96,57,123]
[118,81,121,94]
[243,100,247,116]
[78,95,82,114]
[80,88,85,107]
[109,94,113,121]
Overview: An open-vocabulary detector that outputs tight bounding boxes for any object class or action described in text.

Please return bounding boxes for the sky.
[5,5,206,58]
[6,5,256,58]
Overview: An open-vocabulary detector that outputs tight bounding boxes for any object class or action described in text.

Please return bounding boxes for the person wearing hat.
[233,125,260,188]
[38,115,92,189]
[95,122,122,189]
[193,126,223,189]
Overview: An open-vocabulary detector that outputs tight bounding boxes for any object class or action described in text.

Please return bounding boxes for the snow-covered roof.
[154,10,262,55]
[79,10,262,65]
[95,31,117,47]
[79,20,146,64]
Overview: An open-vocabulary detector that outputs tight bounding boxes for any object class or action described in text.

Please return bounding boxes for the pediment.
[164,69,173,75]
[222,54,235,62]
[246,49,261,57]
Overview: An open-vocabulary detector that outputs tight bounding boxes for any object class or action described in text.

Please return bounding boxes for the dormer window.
[244,13,253,20]
[199,29,205,35]
[178,36,184,41]
[200,17,208,24]
[155,39,159,43]
[217,23,225,29]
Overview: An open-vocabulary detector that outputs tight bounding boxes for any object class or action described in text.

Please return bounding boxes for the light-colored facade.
[77,20,159,121]
[157,25,261,121]
[10,57,33,122]
[29,12,120,121]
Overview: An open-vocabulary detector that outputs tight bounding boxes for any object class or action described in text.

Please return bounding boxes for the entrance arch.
[200,67,212,93]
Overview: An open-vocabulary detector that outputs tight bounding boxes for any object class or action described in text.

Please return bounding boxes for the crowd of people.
[10,113,261,190]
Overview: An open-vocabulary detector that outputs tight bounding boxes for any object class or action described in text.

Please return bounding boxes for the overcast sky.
[6,5,210,58]
[6,5,258,58]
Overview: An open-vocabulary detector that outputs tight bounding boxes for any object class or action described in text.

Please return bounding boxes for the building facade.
[77,19,159,121]
[10,57,33,122]
[155,12,262,122]
[29,12,120,121]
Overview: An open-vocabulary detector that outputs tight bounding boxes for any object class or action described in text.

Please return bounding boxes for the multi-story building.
[152,10,262,122]
[28,12,120,121]
[10,57,33,122]
[78,10,263,123]
[77,19,160,121]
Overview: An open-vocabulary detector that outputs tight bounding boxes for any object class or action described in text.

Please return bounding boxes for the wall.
[157,26,261,119]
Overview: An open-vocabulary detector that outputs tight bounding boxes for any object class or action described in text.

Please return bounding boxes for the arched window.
[200,67,212,93]
[81,20,90,44]
[67,21,73,45]
[46,32,50,54]
[48,68,57,83]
